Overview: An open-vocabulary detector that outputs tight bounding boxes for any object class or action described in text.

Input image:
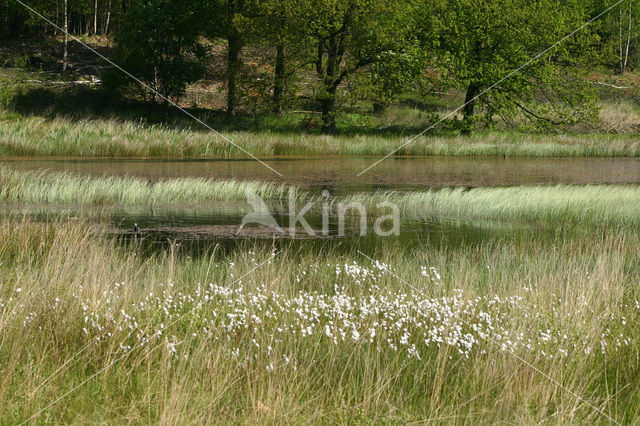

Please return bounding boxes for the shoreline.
[2,112,639,159]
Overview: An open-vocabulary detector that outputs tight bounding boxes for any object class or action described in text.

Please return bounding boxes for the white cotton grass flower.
[5,258,634,365]
[421,266,442,284]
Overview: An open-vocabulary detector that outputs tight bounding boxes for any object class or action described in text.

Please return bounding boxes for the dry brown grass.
[597,100,640,134]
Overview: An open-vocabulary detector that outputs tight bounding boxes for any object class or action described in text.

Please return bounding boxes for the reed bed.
[1,112,639,158]
[3,167,640,228]
[0,167,294,205]
[347,184,640,227]
[1,218,639,423]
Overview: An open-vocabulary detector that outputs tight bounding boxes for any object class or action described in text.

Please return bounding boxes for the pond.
[1,156,635,253]
[4,156,640,192]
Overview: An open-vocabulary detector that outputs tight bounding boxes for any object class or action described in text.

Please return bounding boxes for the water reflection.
[3,156,640,193]
[0,156,615,255]
[0,202,534,256]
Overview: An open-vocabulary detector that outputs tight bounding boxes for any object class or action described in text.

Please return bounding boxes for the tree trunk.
[94,0,98,35]
[462,82,479,134]
[6,0,11,35]
[226,0,243,118]
[463,82,479,120]
[104,0,111,34]
[320,90,336,135]
[162,97,170,119]
[227,36,241,117]
[316,36,339,135]
[620,5,625,74]
[373,102,386,114]
[624,4,632,72]
[272,42,285,114]
[62,0,68,73]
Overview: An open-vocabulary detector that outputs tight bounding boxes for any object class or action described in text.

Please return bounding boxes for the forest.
[1,0,638,134]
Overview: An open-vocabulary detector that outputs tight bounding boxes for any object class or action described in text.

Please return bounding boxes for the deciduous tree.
[295,0,416,134]
[104,0,207,108]
[424,0,599,132]
[239,0,311,113]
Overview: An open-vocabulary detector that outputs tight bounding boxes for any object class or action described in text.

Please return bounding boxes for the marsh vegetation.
[2,167,640,229]
[1,109,640,159]
[1,0,639,422]
[1,218,639,423]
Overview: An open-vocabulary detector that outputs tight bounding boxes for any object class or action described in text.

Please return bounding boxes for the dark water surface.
[0,202,529,256]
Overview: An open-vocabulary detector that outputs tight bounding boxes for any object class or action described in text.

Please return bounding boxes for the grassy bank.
[1,111,640,158]
[1,218,639,423]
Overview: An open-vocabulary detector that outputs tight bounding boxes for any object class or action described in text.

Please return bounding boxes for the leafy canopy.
[103,0,207,104]
[423,0,600,129]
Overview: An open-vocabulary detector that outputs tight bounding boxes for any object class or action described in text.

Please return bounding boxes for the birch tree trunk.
[62,0,69,73]
[620,5,624,74]
[104,0,111,34]
[624,4,632,72]
[94,0,98,35]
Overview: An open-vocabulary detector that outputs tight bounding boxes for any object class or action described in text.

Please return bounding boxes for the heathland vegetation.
[1,0,640,423]
[1,218,639,423]
[1,108,640,158]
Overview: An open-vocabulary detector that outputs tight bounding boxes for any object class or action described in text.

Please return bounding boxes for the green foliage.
[581,0,640,71]
[1,0,637,133]
[350,46,426,112]
[228,0,423,126]
[102,0,207,105]
[0,0,135,37]
[237,0,312,113]
[0,86,16,108]
[423,0,600,130]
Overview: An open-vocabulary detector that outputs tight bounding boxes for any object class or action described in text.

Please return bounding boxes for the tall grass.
[598,100,640,134]
[0,167,295,205]
[1,111,640,158]
[0,218,639,423]
[347,184,640,227]
[3,167,640,228]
